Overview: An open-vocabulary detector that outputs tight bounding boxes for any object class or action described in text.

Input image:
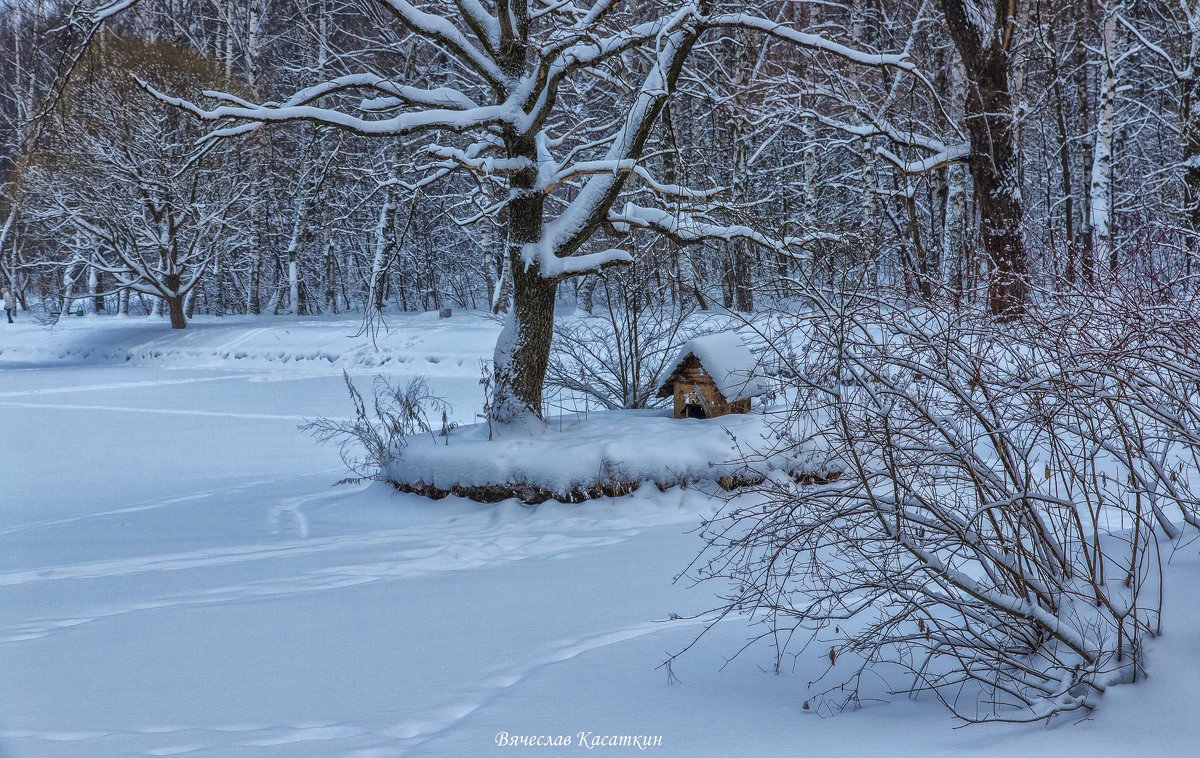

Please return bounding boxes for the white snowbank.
[389,407,813,496]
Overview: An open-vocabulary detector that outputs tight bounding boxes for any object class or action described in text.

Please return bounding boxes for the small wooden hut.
[657,333,766,419]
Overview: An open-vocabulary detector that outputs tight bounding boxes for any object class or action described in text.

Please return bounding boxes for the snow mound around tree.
[387,408,830,504]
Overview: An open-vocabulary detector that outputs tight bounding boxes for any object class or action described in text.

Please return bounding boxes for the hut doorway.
[682,386,709,419]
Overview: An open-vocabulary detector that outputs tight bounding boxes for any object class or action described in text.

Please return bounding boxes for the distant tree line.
[0,0,1196,329]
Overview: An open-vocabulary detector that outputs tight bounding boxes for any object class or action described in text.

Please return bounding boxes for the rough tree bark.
[938,0,1029,318]
[1186,76,1200,251]
[489,134,559,420]
[164,272,187,329]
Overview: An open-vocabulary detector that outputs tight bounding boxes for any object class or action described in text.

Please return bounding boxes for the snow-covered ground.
[2,313,1198,757]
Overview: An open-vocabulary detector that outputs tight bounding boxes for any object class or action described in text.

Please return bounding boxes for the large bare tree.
[142,0,913,422]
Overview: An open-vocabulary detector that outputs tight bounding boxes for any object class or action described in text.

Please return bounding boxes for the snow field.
[0,314,1198,757]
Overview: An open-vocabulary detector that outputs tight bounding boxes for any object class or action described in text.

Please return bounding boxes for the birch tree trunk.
[88,257,101,313]
[1077,40,1096,284]
[1090,2,1120,273]
[1179,5,1200,267]
[246,0,262,89]
[222,0,235,82]
[368,186,395,315]
[61,259,78,324]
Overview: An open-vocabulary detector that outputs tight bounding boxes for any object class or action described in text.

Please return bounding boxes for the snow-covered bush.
[682,288,1200,723]
[302,372,450,484]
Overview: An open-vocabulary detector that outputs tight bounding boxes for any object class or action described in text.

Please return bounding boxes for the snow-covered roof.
[658,333,768,402]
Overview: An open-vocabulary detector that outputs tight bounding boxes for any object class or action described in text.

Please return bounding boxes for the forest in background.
[0,0,1196,326]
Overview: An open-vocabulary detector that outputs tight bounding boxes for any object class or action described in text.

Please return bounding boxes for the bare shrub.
[302,372,450,484]
[677,286,1200,723]
[547,269,712,410]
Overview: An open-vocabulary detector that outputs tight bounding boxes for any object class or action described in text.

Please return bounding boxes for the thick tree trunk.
[166,295,187,329]
[940,0,1030,318]
[491,136,556,422]
[185,287,198,319]
[972,130,1027,318]
[493,256,558,422]
[164,274,187,329]
[960,69,1027,315]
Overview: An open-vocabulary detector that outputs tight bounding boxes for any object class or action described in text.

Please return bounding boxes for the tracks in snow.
[0,477,651,644]
[0,619,698,756]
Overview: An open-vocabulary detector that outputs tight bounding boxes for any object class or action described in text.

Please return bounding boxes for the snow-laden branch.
[788,107,967,175]
[521,245,633,281]
[426,144,533,175]
[702,13,918,72]
[803,109,956,157]
[197,72,482,115]
[67,0,140,26]
[877,142,971,174]
[608,202,840,252]
[543,159,722,199]
[451,0,501,56]
[538,4,703,259]
[379,0,506,87]
[359,85,479,111]
[138,78,516,140]
[533,8,696,100]
[1117,12,1194,82]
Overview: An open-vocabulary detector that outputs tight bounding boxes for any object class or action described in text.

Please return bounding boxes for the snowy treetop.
[660,333,767,402]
